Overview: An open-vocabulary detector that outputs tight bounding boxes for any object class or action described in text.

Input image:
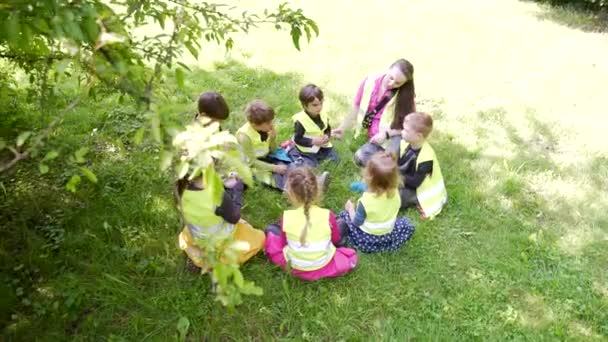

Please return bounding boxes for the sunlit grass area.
[1,0,607,339]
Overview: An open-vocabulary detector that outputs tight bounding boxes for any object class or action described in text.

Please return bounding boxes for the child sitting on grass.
[177,91,265,272]
[288,84,339,168]
[398,112,447,219]
[264,167,357,281]
[236,100,289,190]
[339,152,415,253]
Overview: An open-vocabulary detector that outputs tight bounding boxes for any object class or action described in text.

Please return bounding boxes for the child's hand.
[369,132,386,145]
[345,199,355,212]
[332,127,344,139]
[268,125,277,140]
[312,136,330,146]
[223,175,240,189]
[273,164,288,175]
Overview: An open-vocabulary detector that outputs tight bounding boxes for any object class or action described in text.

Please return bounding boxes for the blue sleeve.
[352,202,367,226]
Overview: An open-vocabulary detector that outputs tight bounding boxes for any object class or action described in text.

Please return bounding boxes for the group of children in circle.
[176,58,448,281]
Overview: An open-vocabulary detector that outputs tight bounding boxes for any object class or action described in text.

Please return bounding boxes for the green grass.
[2,0,608,340]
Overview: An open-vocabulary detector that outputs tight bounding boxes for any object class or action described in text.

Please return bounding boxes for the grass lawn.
[2,0,607,340]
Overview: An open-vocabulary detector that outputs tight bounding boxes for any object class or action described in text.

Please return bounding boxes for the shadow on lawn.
[2,60,606,339]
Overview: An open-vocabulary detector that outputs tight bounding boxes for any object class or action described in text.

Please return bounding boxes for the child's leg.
[233,220,265,264]
[264,223,288,268]
[385,136,402,158]
[288,148,319,168]
[354,143,384,167]
[291,247,357,281]
[399,187,419,210]
[318,147,340,163]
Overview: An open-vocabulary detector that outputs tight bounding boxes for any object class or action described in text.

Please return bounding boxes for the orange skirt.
[178,220,265,268]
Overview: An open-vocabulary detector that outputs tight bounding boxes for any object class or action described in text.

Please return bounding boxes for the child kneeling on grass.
[339,152,415,253]
[265,167,357,281]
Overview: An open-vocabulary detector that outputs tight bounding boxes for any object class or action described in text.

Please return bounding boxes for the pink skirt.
[265,232,357,281]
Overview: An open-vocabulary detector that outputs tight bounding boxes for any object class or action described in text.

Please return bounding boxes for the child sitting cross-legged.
[338,152,415,253]
[264,166,357,281]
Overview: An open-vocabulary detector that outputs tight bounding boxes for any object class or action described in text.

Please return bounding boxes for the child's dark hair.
[403,112,433,138]
[245,100,275,125]
[389,59,416,130]
[196,91,229,120]
[298,84,324,106]
[285,167,319,245]
[364,152,399,197]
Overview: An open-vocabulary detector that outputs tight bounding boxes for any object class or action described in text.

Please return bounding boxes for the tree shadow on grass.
[522,0,608,32]
[2,60,607,340]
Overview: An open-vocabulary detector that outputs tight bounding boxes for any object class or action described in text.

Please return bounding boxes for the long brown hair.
[364,152,399,197]
[285,167,319,244]
[389,59,416,130]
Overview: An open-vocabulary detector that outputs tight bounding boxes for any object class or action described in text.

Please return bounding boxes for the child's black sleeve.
[214,180,244,224]
[293,122,313,147]
[404,161,433,189]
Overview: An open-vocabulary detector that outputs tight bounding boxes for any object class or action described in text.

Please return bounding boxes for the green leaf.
[290,27,301,50]
[0,138,6,150]
[185,42,198,59]
[178,161,190,179]
[80,167,98,183]
[175,67,185,90]
[5,12,20,47]
[240,281,264,296]
[38,164,49,174]
[233,269,244,288]
[204,167,224,205]
[81,15,100,43]
[133,127,145,145]
[213,264,230,289]
[160,150,173,171]
[44,150,59,161]
[56,59,71,74]
[74,147,89,164]
[66,175,81,193]
[176,316,190,341]
[16,131,32,147]
[176,62,191,72]
[308,19,319,36]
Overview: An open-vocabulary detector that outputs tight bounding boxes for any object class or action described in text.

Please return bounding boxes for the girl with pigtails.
[264,167,357,281]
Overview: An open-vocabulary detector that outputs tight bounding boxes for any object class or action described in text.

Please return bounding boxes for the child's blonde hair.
[403,112,433,138]
[285,167,319,244]
[364,152,399,197]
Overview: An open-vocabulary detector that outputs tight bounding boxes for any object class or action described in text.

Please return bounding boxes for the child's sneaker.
[186,257,202,274]
[349,181,367,193]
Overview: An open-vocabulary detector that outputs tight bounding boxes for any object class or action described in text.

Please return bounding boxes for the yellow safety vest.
[292,111,332,154]
[355,74,397,139]
[400,140,447,219]
[236,122,270,158]
[358,191,401,235]
[181,187,235,240]
[282,205,336,271]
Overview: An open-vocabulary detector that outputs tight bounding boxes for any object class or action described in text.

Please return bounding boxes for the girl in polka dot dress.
[338,152,415,253]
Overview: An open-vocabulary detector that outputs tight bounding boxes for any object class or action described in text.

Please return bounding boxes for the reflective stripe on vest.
[292,111,332,154]
[358,191,401,235]
[237,122,270,158]
[355,74,396,138]
[282,206,336,271]
[187,222,235,240]
[181,186,234,239]
[400,140,447,219]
